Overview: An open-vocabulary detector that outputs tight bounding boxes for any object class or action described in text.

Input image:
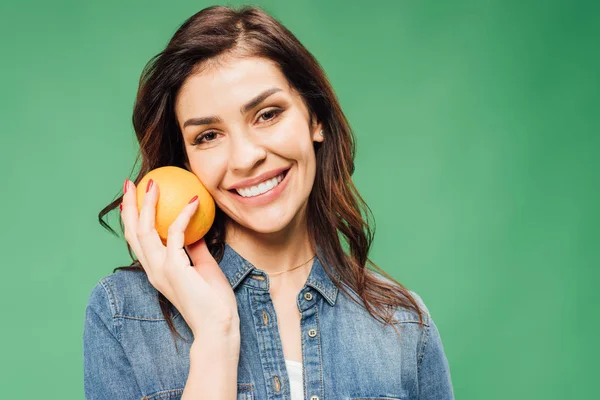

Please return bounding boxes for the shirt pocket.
[142,388,184,399]
[143,383,254,399]
[237,382,254,400]
[349,397,404,400]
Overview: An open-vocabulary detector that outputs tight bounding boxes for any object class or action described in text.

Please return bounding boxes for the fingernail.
[146,179,153,193]
[188,195,198,204]
[123,179,128,194]
[119,203,123,212]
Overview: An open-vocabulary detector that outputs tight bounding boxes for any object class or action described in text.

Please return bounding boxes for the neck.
[224,207,315,283]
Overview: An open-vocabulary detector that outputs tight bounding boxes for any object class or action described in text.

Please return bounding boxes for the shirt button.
[308,328,317,337]
[273,375,281,392]
[310,396,320,400]
[304,292,313,301]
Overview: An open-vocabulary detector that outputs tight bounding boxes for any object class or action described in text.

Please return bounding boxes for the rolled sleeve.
[83,280,143,399]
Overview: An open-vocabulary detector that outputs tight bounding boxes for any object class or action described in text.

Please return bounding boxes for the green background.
[1,0,598,398]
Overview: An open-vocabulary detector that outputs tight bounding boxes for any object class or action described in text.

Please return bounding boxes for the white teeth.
[236,172,285,198]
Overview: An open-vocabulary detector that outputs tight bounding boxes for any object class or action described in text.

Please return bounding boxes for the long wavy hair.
[98,5,424,344]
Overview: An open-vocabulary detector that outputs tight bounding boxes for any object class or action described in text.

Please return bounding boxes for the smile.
[235,171,285,197]
[229,168,291,206]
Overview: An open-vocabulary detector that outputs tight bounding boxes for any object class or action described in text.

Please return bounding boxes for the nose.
[228,129,267,172]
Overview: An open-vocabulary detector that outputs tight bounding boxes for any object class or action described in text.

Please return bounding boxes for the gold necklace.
[266,254,316,277]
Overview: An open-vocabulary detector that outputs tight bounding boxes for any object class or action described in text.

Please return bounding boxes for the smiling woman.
[176,60,322,221]
[85,4,454,400]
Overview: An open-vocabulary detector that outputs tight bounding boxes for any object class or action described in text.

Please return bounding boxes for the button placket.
[300,303,324,400]
[249,289,292,399]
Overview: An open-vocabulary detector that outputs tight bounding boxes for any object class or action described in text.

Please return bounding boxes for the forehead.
[175,56,291,118]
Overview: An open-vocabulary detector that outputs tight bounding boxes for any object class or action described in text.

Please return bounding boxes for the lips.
[228,167,290,193]
[226,166,291,191]
[227,166,292,206]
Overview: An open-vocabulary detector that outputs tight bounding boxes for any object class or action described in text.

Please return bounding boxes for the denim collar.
[219,242,339,306]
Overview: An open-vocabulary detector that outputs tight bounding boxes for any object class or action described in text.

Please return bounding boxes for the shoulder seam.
[416,318,431,383]
[98,276,119,317]
[98,271,180,321]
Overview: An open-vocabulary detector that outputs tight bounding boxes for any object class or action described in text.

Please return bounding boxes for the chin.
[225,199,308,235]
[241,209,296,234]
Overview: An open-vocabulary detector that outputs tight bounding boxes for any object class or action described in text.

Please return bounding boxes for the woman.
[84,5,454,399]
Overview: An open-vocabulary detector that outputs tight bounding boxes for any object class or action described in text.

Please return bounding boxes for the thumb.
[185,238,232,293]
[185,237,214,266]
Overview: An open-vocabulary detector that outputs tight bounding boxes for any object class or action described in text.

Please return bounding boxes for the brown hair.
[98,5,424,345]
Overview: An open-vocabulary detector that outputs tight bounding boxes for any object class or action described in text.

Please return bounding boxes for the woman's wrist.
[190,332,240,363]
[184,336,240,400]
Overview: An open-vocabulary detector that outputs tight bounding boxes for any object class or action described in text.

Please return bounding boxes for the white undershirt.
[284,359,303,400]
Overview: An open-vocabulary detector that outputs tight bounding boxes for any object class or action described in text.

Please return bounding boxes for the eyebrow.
[182,87,283,129]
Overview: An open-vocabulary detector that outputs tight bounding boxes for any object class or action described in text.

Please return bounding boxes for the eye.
[257,108,283,123]
[192,108,283,146]
[193,131,218,145]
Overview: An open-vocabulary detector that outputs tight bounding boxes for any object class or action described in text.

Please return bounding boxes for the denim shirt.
[83,243,454,399]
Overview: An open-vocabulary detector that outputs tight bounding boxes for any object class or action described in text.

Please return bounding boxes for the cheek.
[187,152,227,193]
[270,119,314,157]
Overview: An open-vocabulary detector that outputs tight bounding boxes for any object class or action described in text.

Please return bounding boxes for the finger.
[186,237,216,267]
[121,179,149,268]
[137,179,165,262]
[186,238,235,312]
[165,195,200,267]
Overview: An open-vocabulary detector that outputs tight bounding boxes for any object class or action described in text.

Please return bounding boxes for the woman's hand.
[120,179,239,339]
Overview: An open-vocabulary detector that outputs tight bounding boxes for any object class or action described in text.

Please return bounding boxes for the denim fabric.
[83,243,454,399]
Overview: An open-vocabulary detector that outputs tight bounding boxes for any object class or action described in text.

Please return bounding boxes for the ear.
[312,122,324,143]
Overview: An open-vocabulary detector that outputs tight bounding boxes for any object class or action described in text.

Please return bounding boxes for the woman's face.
[175,56,323,235]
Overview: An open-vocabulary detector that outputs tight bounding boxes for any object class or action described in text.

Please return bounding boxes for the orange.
[136,166,215,246]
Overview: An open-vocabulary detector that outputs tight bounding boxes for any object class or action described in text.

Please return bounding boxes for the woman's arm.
[83,282,143,399]
[83,280,240,400]
[182,335,240,400]
[417,316,455,400]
